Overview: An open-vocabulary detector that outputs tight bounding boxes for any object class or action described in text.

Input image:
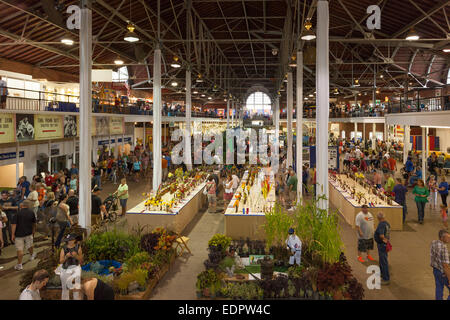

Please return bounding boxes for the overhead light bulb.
[304,97,308,100]
[208,97,212,100]
[201,94,206,97]
[114,58,124,65]
[301,19,316,41]
[334,88,339,95]
[61,35,74,46]
[309,94,313,97]
[171,81,178,87]
[196,74,203,83]
[124,23,139,42]
[405,28,419,41]
[193,91,198,94]
[380,74,384,78]
[171,56,181,68]
[443,47,450,53]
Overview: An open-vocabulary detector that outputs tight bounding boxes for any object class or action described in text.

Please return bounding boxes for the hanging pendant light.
[301,19,316,41]
[114,58,124,65]
[124,23,139,42]
[354,79,360,87]
[334,88,339,95]
[443,47,450,53]
[61,33,74,46]
[405,28,419,41]
[170,56,181,68]
[196,74,203,83]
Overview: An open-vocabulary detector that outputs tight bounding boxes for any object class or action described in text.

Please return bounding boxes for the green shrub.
[208,234,232,252]
[126,251,151,271]
[85,230,141,263]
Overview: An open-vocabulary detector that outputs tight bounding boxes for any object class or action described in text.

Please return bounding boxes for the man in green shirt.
[287,168,298,207]
[384,173,395,193]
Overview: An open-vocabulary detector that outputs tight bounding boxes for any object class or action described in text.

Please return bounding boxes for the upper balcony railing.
[0,86,224,119]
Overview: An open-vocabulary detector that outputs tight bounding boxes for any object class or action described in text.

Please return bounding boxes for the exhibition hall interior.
[0,0,449,302]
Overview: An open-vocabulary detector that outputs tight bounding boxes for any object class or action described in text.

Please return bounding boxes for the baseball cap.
[288,228,294,234]
[63,234,76,242]
[93,186,102,192]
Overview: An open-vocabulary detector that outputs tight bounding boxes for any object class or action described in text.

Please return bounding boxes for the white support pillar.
[143,122,146,149]
[108,134,111,156]
[287,72,293,168]
[185,70,192,170]
[48,140,51,172]
[231,100,235,128]
[152,47,162,192]
[226,99,230,129]
[316,0,330,210]
[422,127,426,181]
[362,123,366,147]
[372,123,376,150]
[275,98,280,138]
[16,141,19,182]
[73,137,76,166]
[79,4,92,230]
[354,122,357,141]
[403,125,409,164]
[384,124,387,142]
[296,51,303,201]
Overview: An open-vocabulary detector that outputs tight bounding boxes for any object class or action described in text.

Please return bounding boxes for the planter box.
[116,253,176,300]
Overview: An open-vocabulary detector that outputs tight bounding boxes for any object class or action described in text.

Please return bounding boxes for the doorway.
[51,156,67,172]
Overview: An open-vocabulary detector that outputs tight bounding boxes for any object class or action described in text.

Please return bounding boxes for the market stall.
[329,173,403,230]
[126,171,208,234]
[224,167,276,240]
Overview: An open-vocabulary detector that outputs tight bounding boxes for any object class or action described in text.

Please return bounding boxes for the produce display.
[329,172,401,207]
[141,168,209,213]
[226,166,276,215]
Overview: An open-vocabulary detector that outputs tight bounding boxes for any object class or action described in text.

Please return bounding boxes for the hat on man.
[288,228,295,234]
[63,234,76,242]
[92,186,102,192]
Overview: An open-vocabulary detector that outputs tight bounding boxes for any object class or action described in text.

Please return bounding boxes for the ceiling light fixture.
[171,81,178,87]
[114,58,124,65]
[301,19,316,41]
[208,97,212,100]
[61,34,74,46]
[405,28,419,41]
[201,94,206,97]
[170,56,181,68]
[196,74,203,83]
[193,91,198,94]
[124,23,139,42]
[289,55,297,67]
[443,47,450,53]
[334,88,339,95]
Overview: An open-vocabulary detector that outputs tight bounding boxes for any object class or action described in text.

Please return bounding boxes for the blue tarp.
[81,260,121,275]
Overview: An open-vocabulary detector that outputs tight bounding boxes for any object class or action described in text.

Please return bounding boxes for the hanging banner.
[16,114,35,142]
[94,116,109,136]
[0,113,16,143]
[64,115,77,138]
[109,117,124,135]
[34,115,63,140]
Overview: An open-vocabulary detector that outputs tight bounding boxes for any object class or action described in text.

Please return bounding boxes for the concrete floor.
[0,169,448,300]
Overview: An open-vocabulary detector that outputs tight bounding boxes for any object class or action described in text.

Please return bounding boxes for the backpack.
[55,205,69,223]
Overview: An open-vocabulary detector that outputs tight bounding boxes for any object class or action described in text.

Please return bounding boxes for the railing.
[1,86,223,118]
[388,95,450,113]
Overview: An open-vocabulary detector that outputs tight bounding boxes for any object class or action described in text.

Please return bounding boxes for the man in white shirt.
[355,147,362,159]
[355,205,375,263]
[286,228,302,265]
[19,269,49,300]
[231,172,240,192]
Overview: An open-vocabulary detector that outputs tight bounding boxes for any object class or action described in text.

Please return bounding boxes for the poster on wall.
[34,115,63,140]
[16,114,35,142]
[64,115,77,138]
[109,117,124,135]
[94,117,109,136]
[0,113,16,144]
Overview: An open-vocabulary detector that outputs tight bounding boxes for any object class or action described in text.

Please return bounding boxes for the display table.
[224,168,276,240]
[329,176,403,231]
[126,182,207,234]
